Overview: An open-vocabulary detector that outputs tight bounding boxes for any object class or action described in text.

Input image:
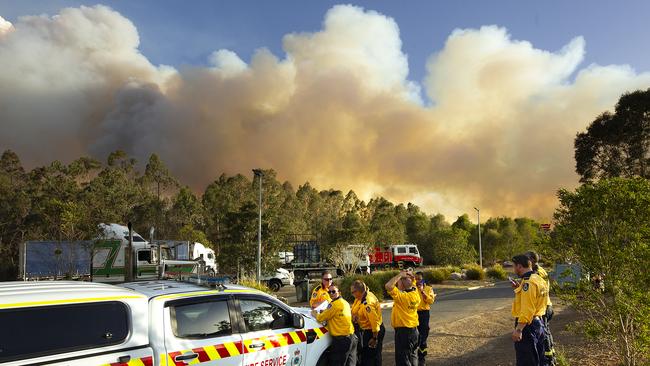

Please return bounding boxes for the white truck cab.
[0,280,331,366]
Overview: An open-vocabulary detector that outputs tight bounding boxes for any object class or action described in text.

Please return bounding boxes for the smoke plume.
[1,5,650,219]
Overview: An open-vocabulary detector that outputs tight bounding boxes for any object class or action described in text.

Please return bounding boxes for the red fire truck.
[370,244,423,269]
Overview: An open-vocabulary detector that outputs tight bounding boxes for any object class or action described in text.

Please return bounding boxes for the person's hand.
[368,338,378,348]
[310,309,318,318]
[511,329,522,342]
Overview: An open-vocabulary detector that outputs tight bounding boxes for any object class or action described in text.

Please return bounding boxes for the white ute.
[0,280,331,366]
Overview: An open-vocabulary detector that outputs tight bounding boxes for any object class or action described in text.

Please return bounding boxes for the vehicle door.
[236,295,307,366]
[163,296,243,366]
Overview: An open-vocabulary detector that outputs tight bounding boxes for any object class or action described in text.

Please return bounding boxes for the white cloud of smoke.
[1,5,649,219]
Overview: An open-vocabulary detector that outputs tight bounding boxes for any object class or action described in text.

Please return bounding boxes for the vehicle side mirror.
[291,313,304,329]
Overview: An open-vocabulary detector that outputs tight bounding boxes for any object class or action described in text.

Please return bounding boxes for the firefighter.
[526,250,556,365]
[312,285,357,366]
[414,271,436,366]
[350,280,385,366]
[385,270,421,366]
[310,270,333,308]
[511,254,548,366]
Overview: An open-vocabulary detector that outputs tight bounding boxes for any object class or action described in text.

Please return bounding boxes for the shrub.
[464,264,486,280]
[422,269,446,284]
[339,272,386,302]
[486,264,508,280]
[239,278,273,294]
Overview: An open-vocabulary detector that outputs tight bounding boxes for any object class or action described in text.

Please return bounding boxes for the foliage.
[486,264,508,280]
[0,148,546,283]
[422,269,447,284]
[464,264,486,280]
[428,227,476,266]
[575,88,650,183]
[338,273,385,302]
[238,278,273,294]
[553,178,650,365]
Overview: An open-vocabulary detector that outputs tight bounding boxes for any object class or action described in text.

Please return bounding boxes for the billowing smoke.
[1,5,649,219]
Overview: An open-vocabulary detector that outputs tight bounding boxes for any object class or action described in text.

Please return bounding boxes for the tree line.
[0,149,548,280]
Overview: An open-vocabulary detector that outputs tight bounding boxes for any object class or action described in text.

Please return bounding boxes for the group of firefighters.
[309,250,555,366]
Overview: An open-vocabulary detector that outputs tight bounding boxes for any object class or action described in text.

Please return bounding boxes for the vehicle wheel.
[316,350,329,366]
[268,279,282,292]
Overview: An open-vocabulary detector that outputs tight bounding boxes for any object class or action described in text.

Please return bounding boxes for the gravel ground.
[381,302,618,366]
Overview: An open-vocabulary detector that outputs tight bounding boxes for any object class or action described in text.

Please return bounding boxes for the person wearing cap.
[525,250,556,365]
[350,280,385,366]
[310,270,333,308]
[311,285,357,366]
[386,270,421,366]
[511,254,548,366]
[414,271,436,366]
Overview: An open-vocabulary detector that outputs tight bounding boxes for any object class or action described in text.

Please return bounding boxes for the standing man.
[385,270,421,366]
[414,272,436,366]
[350,280,385,366]
[511,254,548,366]
[312,285,357,366]
[310,270,333,308]
[526,250,556,365]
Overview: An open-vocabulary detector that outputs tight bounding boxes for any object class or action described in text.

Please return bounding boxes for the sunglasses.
[328,289,338,294]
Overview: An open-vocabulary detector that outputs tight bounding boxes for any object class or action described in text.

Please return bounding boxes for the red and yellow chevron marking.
[163,327,328,365]
[101,355,153,366]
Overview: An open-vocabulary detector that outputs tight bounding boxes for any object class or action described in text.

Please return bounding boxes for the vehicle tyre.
[268,279,282,292]
[316,350,329,366]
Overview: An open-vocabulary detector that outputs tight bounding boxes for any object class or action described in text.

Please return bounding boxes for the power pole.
[474,207,483,268]
[253,169,263,284]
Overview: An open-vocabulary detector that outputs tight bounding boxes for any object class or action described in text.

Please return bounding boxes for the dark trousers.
[542,305,556,366]
[358,324,385,366]
[329,334,358,366]
[417,310,430,365]
[395,327,419,366]
[514,318,545,366]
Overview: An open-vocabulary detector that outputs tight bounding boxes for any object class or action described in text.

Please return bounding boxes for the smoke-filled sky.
[1,2,650,220]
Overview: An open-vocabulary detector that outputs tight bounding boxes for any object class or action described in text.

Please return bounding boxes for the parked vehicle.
[287,237,339,279]
[0,280,332,366]
[155,240,217,274]
[370,244,423,269]
[19,223,196,282]
[342,245,371,273]
[262,267,295,292]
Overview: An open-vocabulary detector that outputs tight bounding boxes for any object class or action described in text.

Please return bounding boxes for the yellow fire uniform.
[316,297,354,336]
[351,290,382,333]
[388,287,420,328]
[536,265,552,306]
[417,284,435,311]
[310,284,331,308]
[512,272,548,324]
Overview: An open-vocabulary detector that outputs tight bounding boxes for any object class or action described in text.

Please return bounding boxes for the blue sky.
[2,0,650,85]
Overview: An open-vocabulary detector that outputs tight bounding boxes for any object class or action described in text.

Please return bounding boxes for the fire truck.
[370,244,423,270]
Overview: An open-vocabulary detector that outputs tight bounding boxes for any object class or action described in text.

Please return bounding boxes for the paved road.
[381,281,513,345]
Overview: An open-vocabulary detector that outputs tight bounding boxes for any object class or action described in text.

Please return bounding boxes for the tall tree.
[575,88,650,182]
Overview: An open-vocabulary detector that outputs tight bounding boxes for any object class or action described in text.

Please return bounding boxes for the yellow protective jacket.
[416,284,435,311]
[351,290,383,333]
[310,284,331,308]
[512,271,548,324]
[388,286,420,328]
[535,265,553,306]
[316,297,354,336]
